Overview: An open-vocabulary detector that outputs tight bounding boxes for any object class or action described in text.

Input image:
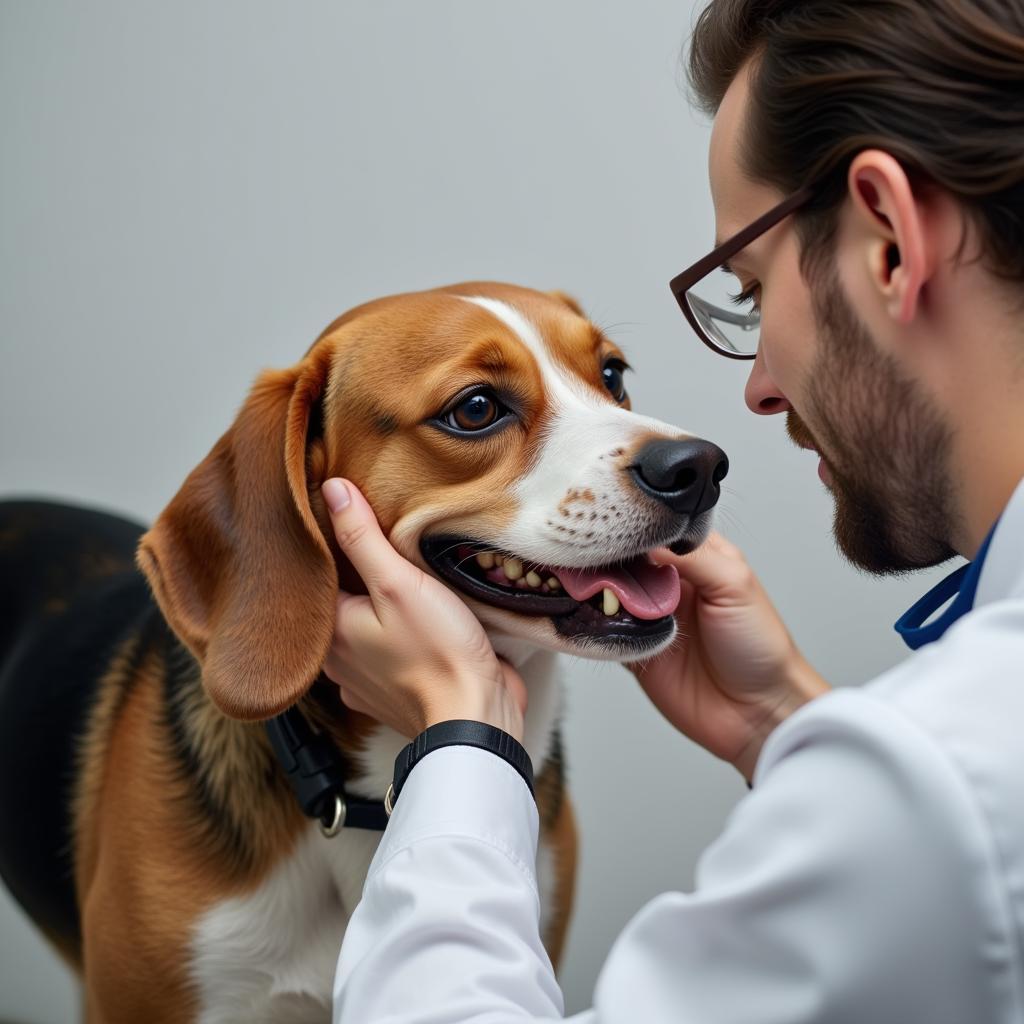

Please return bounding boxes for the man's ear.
[137,345,339,721]
[847,150,934,324]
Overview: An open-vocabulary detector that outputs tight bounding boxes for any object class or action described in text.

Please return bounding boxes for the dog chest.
[189,823,382,1022]
[188,673,563,1020]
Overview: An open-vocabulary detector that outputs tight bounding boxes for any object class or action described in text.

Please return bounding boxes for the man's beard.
[787,260,960,575]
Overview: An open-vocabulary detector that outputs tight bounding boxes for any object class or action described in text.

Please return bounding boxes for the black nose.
[629,438,729,516]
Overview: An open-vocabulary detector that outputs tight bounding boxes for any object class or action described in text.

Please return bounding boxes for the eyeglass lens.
[686,266,760,357]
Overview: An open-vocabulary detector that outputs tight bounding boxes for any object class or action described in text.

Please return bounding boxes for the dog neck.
[487,637,563,773]
[490,633,555,669]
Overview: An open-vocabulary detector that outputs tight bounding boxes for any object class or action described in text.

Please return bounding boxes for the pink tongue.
[556,557,681,620]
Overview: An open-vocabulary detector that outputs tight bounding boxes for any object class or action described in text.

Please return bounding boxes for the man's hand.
[633,533,830,782]
[320,478,526,741]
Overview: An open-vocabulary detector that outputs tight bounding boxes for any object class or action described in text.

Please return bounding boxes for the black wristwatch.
[385,719,535,816]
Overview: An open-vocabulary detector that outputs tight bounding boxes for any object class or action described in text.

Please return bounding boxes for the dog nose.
[629,438,729,516]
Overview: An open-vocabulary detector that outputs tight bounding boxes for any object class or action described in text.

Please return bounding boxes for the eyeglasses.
[669,186,815,360]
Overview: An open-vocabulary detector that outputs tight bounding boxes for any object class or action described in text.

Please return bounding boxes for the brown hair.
[687,0,1024,282]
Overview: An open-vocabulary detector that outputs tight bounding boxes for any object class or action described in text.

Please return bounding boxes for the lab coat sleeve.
[333,744,581,1023]
[335,690,1011,1023]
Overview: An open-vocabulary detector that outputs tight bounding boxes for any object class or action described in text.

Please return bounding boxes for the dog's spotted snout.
[629,438,729,517]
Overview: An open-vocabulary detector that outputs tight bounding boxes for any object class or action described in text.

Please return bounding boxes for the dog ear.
[548,290,587,318]
[137,346,339,720]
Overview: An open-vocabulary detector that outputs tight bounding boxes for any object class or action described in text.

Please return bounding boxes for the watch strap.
[388,719,534,816]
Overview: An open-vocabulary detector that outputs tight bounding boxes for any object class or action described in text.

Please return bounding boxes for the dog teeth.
[502,557,524,581]
[463,547,625,618]
[472,552,560,594]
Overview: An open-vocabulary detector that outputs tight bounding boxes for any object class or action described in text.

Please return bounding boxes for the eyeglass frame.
[669,185,816,360]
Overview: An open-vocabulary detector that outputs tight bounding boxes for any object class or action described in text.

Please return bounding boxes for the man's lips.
[793,433,833,488]
[798,442,833,487]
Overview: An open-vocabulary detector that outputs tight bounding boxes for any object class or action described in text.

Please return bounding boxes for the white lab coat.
[333,477,1024,1023]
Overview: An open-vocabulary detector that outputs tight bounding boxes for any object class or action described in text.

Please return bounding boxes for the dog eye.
[602,359,628,403]
[443,390,504,432]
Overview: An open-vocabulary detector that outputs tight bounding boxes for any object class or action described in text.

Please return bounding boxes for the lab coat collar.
[975,474,1024,608]
[894,474,1024,650]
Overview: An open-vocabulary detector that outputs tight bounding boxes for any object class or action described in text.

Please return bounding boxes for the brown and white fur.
[0,281,723,1022]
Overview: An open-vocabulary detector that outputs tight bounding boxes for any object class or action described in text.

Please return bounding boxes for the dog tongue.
[555,557,681,620]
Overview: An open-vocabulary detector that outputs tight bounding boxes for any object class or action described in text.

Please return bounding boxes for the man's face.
[709,63,958,574]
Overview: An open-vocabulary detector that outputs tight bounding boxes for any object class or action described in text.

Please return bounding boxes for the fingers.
[322,478,415,601]
[330,589,378,656]
[651,532,754,598]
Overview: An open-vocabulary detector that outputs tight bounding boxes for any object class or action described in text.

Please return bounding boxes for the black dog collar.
[266,707,389,835]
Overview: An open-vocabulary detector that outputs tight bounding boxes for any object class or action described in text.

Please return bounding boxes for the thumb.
[651,532,750,600]
[321,478,415,600]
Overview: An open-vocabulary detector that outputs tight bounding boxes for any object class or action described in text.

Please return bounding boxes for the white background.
[0,2,950,1019]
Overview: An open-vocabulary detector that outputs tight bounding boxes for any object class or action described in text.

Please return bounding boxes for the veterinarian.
[324,1,1024,1020]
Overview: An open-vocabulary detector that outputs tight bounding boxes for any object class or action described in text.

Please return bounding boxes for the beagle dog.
[0,281,727,1022]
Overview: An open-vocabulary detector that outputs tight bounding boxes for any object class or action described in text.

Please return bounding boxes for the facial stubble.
[791,262,960,575]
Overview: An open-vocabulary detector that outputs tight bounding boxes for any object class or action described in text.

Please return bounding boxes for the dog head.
[138,282,727,720]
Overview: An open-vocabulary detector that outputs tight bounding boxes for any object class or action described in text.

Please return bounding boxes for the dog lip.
[420,535,579,617]
[666,516,711,556]
[551,603,676,645]
[419,535,678,631]
[668,534,701,555]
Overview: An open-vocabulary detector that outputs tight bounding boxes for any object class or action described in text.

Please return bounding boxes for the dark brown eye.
[602,359,628,403]
[447,391,500,432]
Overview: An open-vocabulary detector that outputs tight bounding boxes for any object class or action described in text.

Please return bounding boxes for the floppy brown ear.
[548,290,587,318]
[137,346,338,720]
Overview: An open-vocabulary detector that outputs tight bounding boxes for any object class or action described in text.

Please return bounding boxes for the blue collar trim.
[894,522,999,651]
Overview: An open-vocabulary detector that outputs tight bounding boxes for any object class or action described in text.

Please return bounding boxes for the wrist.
[421,668,525,742]
[422,692,525,742]
[733,654,830,783]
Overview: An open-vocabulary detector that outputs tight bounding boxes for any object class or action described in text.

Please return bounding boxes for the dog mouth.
[421,535,691,647]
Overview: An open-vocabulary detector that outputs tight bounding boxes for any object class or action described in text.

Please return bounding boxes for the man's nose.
[744,347,792,415]
[629,438,729,516]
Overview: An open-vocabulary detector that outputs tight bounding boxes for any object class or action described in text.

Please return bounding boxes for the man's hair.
[688,0,1024,283]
